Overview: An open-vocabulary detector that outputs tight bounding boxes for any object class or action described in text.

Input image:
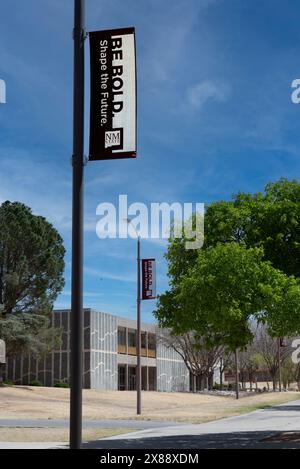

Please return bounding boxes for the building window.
[128,329,137,355]
[118,327,126,354]
[141,331,147,357]
[148,333,156,358]
[118,365,126,390]
[142,366,148,390]
[128,366,136,390]
[148,367,157,391]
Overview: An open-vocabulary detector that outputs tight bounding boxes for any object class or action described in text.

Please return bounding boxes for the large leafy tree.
[205,178,300,277]
[0,201,65,356]
[155,243,300,351]
[167,178,300,283]
[158,178,300,345]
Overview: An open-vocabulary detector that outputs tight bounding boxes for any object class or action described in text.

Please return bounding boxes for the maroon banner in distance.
[142,259,156,300]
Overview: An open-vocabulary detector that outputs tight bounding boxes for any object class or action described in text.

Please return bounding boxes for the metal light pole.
[125,219,142,414]
[136,235,142,415]
[278,339,282,392]
[0,258,3,311]
[70,0,85,450]
[235,349,239,400]
[219,356,223,391]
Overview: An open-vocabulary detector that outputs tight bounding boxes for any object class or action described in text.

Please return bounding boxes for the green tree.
[0,201,65,357]
[165,179,300,338]
[156,179,300,390]
[155,243,300,351]
[205,178,300,277]
[168,179,300,282]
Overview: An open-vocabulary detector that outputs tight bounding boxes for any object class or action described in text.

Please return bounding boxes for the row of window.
[117,327,156,357]
[118,365,157,391]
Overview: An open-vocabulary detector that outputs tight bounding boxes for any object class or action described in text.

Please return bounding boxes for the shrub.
[213,383,229,391]
[3,379,14,386]
[54,381,69,388]
[29,380,42,387]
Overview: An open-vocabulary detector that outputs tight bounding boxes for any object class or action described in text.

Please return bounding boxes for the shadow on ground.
[82,431,300,449]
[264,405,300,412]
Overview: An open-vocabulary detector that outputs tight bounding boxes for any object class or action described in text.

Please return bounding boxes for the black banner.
[142,259,156,300]
[89,27,137,160]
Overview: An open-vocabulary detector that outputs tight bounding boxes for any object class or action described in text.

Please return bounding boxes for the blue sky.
[1,0,300,322]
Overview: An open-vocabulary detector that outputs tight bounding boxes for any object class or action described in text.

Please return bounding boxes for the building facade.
[4,309,190,392]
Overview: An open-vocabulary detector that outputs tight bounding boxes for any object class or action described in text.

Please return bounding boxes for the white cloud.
[187,80,230,110]
[0,146,72,236]
[92,0,220,86]
[0,79,6,104]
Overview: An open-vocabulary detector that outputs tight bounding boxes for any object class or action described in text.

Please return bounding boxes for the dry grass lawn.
[0,427,132,443]
[0,386,299,424]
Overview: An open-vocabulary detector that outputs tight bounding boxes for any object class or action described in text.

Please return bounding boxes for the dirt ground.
[0,386,299,423]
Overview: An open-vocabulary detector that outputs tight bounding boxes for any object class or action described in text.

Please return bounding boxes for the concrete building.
[4,309,190,392]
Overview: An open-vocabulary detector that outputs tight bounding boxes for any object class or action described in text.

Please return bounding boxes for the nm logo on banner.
[105,129,123,149]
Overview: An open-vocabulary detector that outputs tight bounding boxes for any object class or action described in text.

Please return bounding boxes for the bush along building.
[4,309,190,392]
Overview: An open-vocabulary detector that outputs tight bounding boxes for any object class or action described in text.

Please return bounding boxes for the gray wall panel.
[90,310,118,390]
[156,328,189,392]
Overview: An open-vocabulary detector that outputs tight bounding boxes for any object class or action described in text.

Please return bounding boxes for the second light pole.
[136,234,142,414]
[126,218,142,415]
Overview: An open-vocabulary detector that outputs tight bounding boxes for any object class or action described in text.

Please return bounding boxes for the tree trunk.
[220,367,223,391]
[277,339,282,392]
[199,375,203,391]
[208,372,214,390]
[235,349,239,399]
[241,374,245,391]
[205,375,208,390]
[193,374,196,393]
